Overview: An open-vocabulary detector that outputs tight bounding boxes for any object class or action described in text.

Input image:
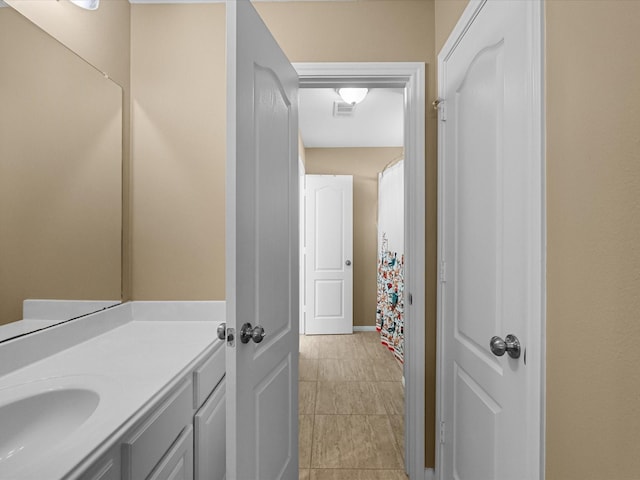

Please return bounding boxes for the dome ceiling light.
[69,0,100,10]
[337,88,369,105]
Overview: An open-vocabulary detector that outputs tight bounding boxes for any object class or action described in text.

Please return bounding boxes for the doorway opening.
[294,62,426,479]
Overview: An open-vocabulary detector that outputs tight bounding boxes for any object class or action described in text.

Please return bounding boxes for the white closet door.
[305,175,353,335]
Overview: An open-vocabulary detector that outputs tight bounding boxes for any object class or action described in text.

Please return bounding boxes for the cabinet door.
[122,380,193,480]
[148,425,193,480]
[78,448,120,480]
[194,378,225,480]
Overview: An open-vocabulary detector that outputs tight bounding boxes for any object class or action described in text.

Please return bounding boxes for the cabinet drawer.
[122,380,193,480]
[148,425,193,480]
[194,378,225,480]
[193,343,225,408]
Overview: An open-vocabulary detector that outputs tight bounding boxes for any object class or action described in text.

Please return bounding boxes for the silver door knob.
[489,334,521,359]
[240,323,266,344]
[345,260,352,266]
[217,323,226,341]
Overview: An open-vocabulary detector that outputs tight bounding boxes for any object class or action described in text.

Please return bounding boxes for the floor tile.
[314,334,369,359]
[299,469,311,480]
[299,414,314,469]
[376,382,404,415]
[299,381,317,414]
[358,331,381,341]
[309,470,408,480]
[300,358,319,381]
[317,358,374,382]
[363,340,392,360]
[311,415,403,469]
[370,354,403,382]
[300,335,320,359]
[315,381,386,415]
[389,414,404,458]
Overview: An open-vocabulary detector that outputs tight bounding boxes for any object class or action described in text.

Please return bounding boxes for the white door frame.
[299,155,306,334]
[295,62,427,480]
[435,1,546,479]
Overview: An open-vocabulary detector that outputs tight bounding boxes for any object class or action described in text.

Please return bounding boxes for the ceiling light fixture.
[69,0,99,10]
[337,88,368,105]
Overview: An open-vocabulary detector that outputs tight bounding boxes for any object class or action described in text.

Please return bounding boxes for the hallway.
[299,331,408,479]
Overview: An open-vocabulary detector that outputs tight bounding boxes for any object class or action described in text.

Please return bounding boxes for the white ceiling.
[299,87,404,148]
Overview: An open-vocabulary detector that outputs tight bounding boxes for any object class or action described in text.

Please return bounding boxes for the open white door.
[226,1,299,479]
[438,1,543,479]
[304,175,353,335]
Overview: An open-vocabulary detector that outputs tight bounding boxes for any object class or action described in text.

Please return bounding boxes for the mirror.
[0,6,122,342]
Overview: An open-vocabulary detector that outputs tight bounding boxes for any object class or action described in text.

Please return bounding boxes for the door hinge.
[433,98,446,122]
[440,421,446,444]
[439,260,447,283]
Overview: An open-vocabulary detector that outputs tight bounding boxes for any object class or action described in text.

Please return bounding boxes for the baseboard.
[424,468,435,480]
[353,325,377,332]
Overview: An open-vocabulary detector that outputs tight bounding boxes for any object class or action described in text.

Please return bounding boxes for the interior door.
[304,175,353,335]
[439,1,542,479]
[226,1,299,479]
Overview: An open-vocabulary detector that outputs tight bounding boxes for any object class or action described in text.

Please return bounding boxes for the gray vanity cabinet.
[194,378,226,480]
[147,425,194,480]
[122,380,194,480]
[76,342,225,480]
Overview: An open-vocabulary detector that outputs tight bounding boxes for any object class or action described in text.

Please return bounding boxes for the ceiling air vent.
[333,101,356,117]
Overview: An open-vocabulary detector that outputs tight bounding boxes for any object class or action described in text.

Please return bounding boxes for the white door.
[304,175,353,335]
[226,1,299,479]
[438,1,543,479]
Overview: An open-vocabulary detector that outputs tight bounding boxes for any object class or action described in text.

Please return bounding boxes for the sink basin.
[0,377,104,476]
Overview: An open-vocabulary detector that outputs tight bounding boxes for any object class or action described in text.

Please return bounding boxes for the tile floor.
[299,331,408,480]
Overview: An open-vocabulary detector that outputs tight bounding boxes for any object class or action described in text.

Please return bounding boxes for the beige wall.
[0,7,122,325]
[5,0,133,301]
[434,0,468,54]
[130,4,226,300]
[305,147,403,328]
[436,0,640,478]
[545,1,640,478]
[5,0,130,87]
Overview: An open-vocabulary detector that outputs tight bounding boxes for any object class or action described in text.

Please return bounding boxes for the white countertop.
[0,302,223,480]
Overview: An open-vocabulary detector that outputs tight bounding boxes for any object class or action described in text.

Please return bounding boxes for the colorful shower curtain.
[377,235,405,362]
[376,160,405,362]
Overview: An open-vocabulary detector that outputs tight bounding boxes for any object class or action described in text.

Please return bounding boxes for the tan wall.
[4,0,130,87]
[130,4,226,300]
[305,148,403,328]
[434,0,469,54]
[0,8,122,325]
[545,1,640,478]
[436,0,640,478]
[130,1,438,465]
[5,0,132,301]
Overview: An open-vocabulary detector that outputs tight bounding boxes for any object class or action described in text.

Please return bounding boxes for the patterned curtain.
[376,234,405,362]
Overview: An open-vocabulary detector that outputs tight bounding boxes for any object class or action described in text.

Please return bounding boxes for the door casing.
[295,62,426,480]
[435,1,546,478]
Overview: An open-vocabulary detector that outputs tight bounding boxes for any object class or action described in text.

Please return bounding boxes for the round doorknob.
[345,260,352,266]
[217,322,226,341]
[240,322,266,344]
[489,334,521,359]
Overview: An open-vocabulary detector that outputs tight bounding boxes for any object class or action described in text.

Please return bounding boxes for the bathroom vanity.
[0,302,226,480]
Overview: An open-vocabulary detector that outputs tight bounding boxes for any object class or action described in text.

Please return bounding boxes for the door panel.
[440,1,542,479]
[305,175,353,335]
[226,1,298,479]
